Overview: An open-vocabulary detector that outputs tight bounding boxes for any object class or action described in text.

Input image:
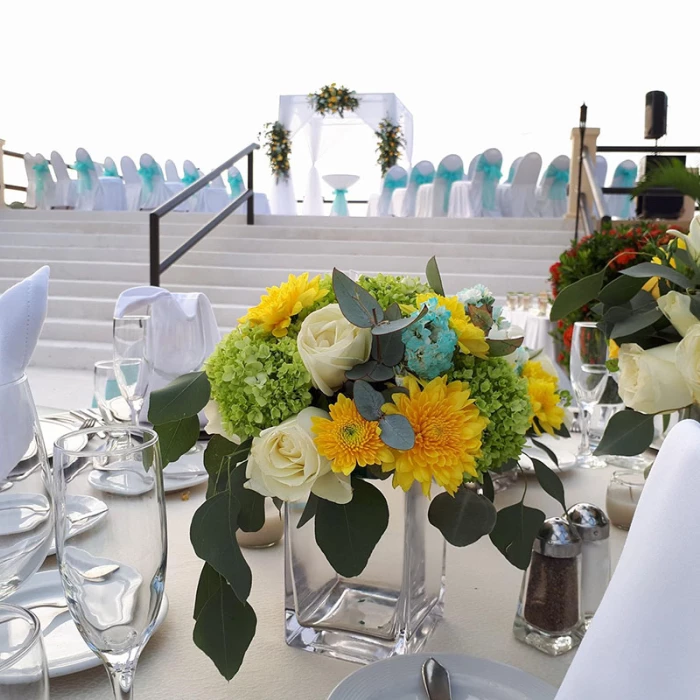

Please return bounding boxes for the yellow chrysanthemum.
[527,378,565,436]
[608,339,620,360]
[312,394,394,476]
[239,273,327,338]
[383,375,488,496]
[416,293,490,358]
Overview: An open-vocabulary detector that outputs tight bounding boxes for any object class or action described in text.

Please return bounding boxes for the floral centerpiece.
[149,259,569,679]
[550,214,700,456]
[308,83,360,117]
[375,118,404,176]
[262,121,291,181]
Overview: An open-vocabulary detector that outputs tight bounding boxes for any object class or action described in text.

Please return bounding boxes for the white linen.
[497,152,542,217]
[49,151,77,209]
[415,183,435,217]
[164,181,189,211]
[0,266,49,481]
[164,160,180,182]
[449,149,502,218]
[594,155,607,189]
[33,153,56,210]
[389,188,406,216]
[537,155,570,218]
[75,148,104,211]
[138,154,171,211]
[605,159,638,219]
[398,160,435,217]
[103,157,119,177]
[466,153,481,181]
[97,177,127,211]
[556,419,700,700]
[120,156,142,211]
[376,166,407,217]
[232,192,271,216]
[194,183,229,213]
[366,193,380,217]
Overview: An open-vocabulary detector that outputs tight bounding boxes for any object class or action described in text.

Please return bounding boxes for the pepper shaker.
[513,517,582,656]
[567,503,611,631]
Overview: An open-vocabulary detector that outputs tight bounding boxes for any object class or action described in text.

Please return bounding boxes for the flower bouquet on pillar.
[149,258,570,679]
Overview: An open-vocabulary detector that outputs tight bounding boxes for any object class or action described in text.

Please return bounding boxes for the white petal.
[311,471,353,504]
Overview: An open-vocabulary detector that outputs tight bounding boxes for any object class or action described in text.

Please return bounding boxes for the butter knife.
[422,658,452,700]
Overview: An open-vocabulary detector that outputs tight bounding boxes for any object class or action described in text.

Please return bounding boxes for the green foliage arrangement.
[308,83,360,117]
[633,158,700,205]
[375,118,404,176]
[263,121,291,181]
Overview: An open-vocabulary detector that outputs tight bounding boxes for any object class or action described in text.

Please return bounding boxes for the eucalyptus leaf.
[550,268,606,322]
[345,359,395,383]
[384,302,402,321]
[621,262,691,290]
[371,332,405,367]
[531,458,566,511]
[426,256,445,296]
[204,436,252,499]
[332,268,384,328]
[598,275,647,306]
[353,380,385,421]
[297,493,319,528]
[529,438,559,467]
[315,478,389,577]
[610,307,663,340]
[486,337,524,357]
[228,462,266,533]
[594,410,655,456]
[378,414,415,449]
[467,305,493,332]
[148,371,211,425]
[194,562,221,620]
[428,486,497,546]
[490,502,545,570]
[371,305,428,336]
[154,415,200,468]
[482,473,495,503]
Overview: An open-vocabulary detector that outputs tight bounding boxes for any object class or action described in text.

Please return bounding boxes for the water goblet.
[113,316,150,426]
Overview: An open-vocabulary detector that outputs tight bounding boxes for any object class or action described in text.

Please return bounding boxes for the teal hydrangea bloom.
[402,297,457,380]
[450,355,532,474]
[205,325,313,440]
[357,273,431,309]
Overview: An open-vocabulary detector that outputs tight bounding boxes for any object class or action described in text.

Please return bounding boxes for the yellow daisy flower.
[239,272,327,338]
[416,293,489,358]
[383,375,488,496]
[312,394,394,476]
[526,377,565,436]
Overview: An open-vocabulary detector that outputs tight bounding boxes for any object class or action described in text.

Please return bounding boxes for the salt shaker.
[513,517,582,656]
[567,503,611,631]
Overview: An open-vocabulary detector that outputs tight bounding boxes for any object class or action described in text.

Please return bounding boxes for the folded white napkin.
[114,286,220,420]
[0,266,50,481]
[556,419,700,699]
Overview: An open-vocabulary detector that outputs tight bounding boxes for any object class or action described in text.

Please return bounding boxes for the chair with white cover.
[556,420,700,700]
[165,160,180,183]
[161,159,188,211]
[49,151,77,209]
[497,152,542,217]
[227,167,245,200]
[465,153,481,181]
[605,160,638,219]
[23,154,37,208]
[595,155,608,190]
[138,154,171,210]
[505,157,523,184]
[97,154,126,211]
[194,170,229,213]
[120,156,142,211]
[537,155,570,217]
[74,148,103,210]
[449,149,502,218]
[416,155,464,218]
[376,166,408,217]
[32,153,55,210]
[103,157,119,178]
[396,161,435,217]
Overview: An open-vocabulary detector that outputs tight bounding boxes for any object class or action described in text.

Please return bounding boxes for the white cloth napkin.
[114,286,220,420]
[556,419,700,699]
[0,266,50,481]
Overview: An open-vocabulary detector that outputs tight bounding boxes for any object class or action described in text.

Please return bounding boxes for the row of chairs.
[23,150,270,214]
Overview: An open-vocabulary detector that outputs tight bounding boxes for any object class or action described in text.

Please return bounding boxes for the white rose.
[618,343,692,413]
[203,400,241,444]
[297,304,372,396]
[657,291,699,338]
[245,407,352,504]
[488,323,525,341]
[676,325,700,402]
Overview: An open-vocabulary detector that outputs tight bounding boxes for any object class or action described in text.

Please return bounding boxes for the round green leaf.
[428,487,497,546]
[594,410,655,456]
[490,502,545,570]
[550,268,606,322]
[154,415,200,468]
[148,371,211,425]
[531,458,566,511]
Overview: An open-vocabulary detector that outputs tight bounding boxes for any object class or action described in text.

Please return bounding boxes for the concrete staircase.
[0,210,573,369]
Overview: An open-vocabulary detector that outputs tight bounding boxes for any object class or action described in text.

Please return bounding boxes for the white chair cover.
[366,194,380,217]
[449,149,502,218]
[537,155,570,217]
[595,155,608,189]
[426,154,464,217]
[75,148,104,211]
[32,153,55,210]
[23,154,37,208]
[395,161,435,217]
[497,152,542,217]
[376,166,408,216]
[232,192,271,217]
[49,151,77,209]
[138,154,171,211]
[96,154,126,211]
[465,153,481,181]
[605,159,637,219]
[505,157,523,184]
[94,163,104,177]
[103,157,119,178]
[556,420,700,700]
[227,167,245,200]
[120,156,142,211]
[194,169,229,213]
[165,160,180,182]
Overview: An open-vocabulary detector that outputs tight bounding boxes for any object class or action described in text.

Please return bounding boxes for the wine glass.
[570,322,609,468]
[0,604,49,699]
[53,426,167,700]
[113,316,150,426]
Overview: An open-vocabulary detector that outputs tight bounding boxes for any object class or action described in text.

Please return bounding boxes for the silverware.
[81,564,119,581]
[28,600,68,611]
[422,658,452,700]
[68,506,109,524]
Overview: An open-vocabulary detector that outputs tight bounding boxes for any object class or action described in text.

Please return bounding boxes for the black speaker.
[636,155,685,218]
[645,91,667,140]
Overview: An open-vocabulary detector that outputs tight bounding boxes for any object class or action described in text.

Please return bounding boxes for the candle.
[606,471,645,530]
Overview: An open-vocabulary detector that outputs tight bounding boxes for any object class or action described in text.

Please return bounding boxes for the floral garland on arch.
[262,121,291,181]
[308,83,360,117]
[375,118,404,176]
[148,259,570,680]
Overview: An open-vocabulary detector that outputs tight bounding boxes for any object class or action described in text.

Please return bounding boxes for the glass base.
[513,615,580,656]
[576,454,608,469]
[604,455,651,471]
[284,581,444,665]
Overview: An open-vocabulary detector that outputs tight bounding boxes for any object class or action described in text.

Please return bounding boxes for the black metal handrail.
[149,142,259,287]
[597,146,700,153]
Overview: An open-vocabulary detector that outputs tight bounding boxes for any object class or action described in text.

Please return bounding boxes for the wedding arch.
[272,93,414,216]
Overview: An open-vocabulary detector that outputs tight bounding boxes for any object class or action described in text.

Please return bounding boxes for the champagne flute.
[113,316,150,426]
[570,322,609,468]
[53,427,167,700]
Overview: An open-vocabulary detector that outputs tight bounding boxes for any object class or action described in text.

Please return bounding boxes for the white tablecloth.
[389,188,406,217]
[46,433,626,699]
[503,307,554,359]
[447,180,471,217]
[96,177,126,211]
[415,183,434,217]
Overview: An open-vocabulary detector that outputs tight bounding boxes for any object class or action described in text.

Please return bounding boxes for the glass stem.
[129,402,140,428]
[108,667,134,700]
[579,403,593,457]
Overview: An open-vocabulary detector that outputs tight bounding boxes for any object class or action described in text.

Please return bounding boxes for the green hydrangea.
[450,355,532,474]
[206,325,313,440]
[357,273,431,309]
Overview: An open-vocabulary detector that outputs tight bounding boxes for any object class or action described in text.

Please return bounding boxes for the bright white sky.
[3,0,699,202]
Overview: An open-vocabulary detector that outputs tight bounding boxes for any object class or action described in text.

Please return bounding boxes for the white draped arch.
[272,93,413,215]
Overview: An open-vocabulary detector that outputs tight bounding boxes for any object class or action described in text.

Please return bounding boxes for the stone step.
[31,339,112,370]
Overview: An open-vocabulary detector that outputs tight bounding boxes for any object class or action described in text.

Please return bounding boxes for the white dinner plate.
[19,419,89,465]
[88,467,155,496]
[0,492,51,536]
[163,459,208,493]
[47,494,109,556]
[519,437,576,474]
[7,569,169,678]
[328,653,556,700]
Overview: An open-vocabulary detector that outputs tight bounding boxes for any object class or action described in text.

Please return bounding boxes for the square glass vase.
[284,481,446,665]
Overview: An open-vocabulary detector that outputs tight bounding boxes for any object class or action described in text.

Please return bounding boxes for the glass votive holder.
[605,470,645,531]
[506,292,518,310]
[521,293,533,311]
[537,293,549,316]
[516,292,525,309]
[236,500,284,548]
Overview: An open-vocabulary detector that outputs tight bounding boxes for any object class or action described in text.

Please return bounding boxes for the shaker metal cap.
[567,503,610,541]
[533,516,582,558]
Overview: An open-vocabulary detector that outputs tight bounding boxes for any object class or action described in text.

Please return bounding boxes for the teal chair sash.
[384,173,408,191]
[477,157,503,211]
[546,165,569,201]
[615,165,637,217]
[506,162,517,183]
[139,164,162,193]
[182,172,199,186]
[436,162,464,212]
[331,189,349,216]
[73,159,95,191]
[103,165,119,178]
[410,170,434,187]
[32,162,50,197]
[228,172,245,199]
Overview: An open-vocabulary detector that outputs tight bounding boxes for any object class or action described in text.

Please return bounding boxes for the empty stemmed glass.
[570,322,609,469]
[113,316,151,426]
[53,427,167,700]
